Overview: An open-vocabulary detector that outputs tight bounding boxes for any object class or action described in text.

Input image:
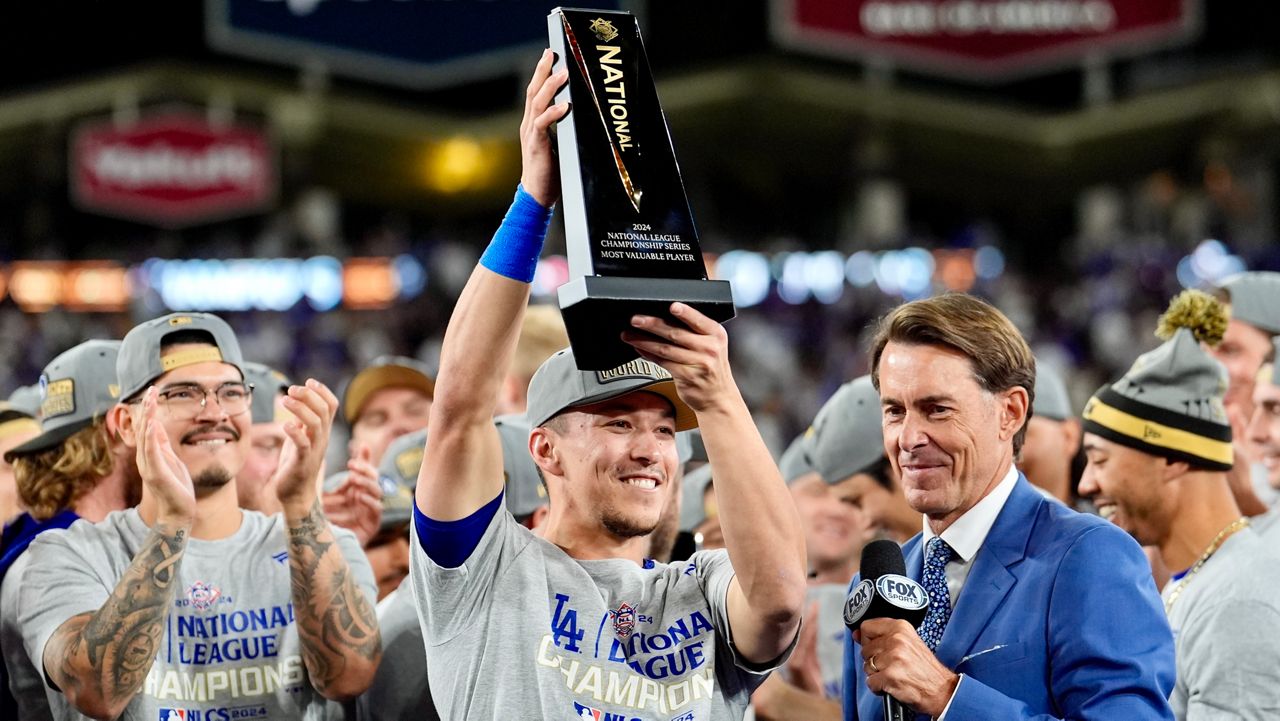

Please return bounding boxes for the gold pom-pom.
[1156,290,1227,346]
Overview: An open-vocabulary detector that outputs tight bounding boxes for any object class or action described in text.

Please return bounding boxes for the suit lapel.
[933,476,1041,668]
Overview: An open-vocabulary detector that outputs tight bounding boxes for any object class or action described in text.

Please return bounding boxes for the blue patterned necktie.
[918,537,955,651]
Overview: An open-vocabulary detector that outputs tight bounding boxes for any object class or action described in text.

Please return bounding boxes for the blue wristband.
[479,185,553,283]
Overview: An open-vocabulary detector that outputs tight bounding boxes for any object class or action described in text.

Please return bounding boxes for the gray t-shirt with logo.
[19,508,375,721]
[1163,528,1280,720]
[410,505,789,720]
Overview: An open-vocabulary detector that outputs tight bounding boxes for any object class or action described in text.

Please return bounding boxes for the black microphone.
[844,539,929,721]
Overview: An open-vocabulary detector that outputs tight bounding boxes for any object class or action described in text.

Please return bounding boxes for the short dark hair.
[160,329,217,350]
[870,293,1036,454]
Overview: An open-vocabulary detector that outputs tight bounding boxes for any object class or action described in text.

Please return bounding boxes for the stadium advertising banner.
[70,113,276,228]
[206,0,622,90]
[771,0,1200,80]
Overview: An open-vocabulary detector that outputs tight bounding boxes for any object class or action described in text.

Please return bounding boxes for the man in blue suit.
[841,293,1175,720]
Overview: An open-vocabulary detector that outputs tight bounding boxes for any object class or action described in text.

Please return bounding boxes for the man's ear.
[529,427,564,479]
[1061,417,1083,456]
[524,504,551,531]
[1160,458,1191,483]
[999,386,1031,442]
[109,403,139,450]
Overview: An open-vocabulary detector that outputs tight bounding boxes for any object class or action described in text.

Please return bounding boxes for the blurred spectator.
[0,403,40,526]
[0,340,135,721]
[808,376,919,544]
[236,361,293,515]
[753,434,871,719]
[496,304,569,416]
[1018,361,1083,507]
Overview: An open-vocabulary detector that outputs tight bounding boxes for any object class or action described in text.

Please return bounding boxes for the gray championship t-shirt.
[19,508,376,721]
[411,503,789,720]
[2,550,80,721]
[1163,528,1280,720]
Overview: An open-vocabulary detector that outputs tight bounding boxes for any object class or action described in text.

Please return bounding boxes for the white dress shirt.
[921,463,1021,606]
[918,463,1021,720]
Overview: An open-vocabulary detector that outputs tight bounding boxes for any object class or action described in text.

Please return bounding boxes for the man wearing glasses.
[17,312,380,721]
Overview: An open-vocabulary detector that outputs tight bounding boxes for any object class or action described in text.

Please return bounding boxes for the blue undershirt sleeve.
[413,490,505,569]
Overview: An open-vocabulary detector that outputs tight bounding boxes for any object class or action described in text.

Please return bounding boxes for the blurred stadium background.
[0,0,1277,452]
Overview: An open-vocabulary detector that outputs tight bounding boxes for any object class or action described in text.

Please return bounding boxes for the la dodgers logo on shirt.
[186,581,222,611]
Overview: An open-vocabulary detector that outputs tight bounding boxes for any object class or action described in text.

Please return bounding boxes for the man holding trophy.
[408,9,806,719]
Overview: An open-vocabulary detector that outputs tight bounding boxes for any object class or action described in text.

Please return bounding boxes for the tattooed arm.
[42,389,199,719]
[42,524,187,720]
[275,380,381,700]
[285,499,381,700]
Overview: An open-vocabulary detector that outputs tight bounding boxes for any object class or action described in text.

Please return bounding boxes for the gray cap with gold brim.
[7,340,121,459]
[117,313,244,402]
[526,349,696,432]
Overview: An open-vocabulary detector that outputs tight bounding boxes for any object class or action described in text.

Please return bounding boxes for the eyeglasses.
[150,382,254,419]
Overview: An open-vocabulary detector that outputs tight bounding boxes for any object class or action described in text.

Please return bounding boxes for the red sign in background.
[773,0,1199,80]
[71,113,276,227]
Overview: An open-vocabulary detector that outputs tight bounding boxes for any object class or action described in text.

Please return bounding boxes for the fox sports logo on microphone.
[875,574,928,609]
[844,579,875,626]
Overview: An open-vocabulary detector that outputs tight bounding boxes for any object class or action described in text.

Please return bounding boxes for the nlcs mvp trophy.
[548,7,735,370]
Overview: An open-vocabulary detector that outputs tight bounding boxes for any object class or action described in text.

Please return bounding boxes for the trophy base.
[557,276,737,371]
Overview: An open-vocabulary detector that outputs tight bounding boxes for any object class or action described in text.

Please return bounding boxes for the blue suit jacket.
[842,476,1175,720]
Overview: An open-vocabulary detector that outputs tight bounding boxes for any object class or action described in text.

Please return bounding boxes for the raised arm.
[624,304,807,664]
[415,49,569,522]
[275,380,381,701]
[43,390,193,720]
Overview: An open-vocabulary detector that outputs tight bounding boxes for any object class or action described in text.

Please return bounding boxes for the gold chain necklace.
[1163,517,1250,614]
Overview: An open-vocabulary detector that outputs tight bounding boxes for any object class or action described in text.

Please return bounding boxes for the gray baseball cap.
[809,375,885,485]
[7,340,121,459]
[117,313,244,402]
[526,350,697,431]
[343,355,434,425]
[778,433,818,484]
[1221,272,1280,335]
[1034,362,1073,422]
[243,362,292,424]
[374,414,547,528]
[6,384,42,419]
